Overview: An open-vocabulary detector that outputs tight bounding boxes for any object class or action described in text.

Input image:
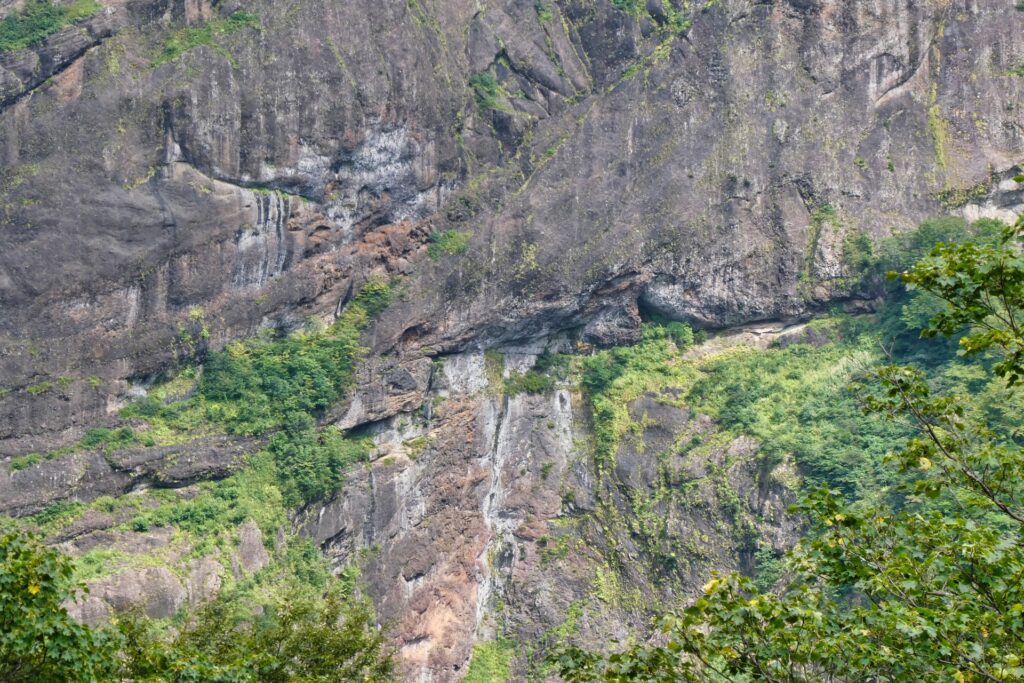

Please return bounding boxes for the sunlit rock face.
[1,0,1021,452]
[0,0,1022,678]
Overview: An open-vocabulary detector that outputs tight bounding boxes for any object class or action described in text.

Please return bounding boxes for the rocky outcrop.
[299,350,798,681]
[62,520,271,625]
[0,1,128,108]
[1,0,1022,680]
[376,0,1024,354]
[1,0,1021,452]
[0,435,254,516]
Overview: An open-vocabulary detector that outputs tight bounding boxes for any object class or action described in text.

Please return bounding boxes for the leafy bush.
[26,381,53,395]
[268,416,368,507]
[199,329,361,435]
[122,282,390,509]
[129,453,285,539]
[0,524,118,681]
[469,72,501,110]
[554,215,1024,683]
[581,335,695,465]
[8,453,41,471]
[428,230,472,259]
[873,217,1005,365]
[842,230,876,278]
[81,427,137,452]
[505,370,555,395]
[198,296,377,435]
[463,639,515,683]
[505,351,571,395]
[641,320,695,349]
[118,580,394,682]
[352,277,393,317]
[0,0,100,53]
[685,343,909,498]
[0,523,395,682]
[609,0,644,15]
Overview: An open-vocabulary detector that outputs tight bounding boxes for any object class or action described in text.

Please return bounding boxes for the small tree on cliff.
[552,215,1024,682]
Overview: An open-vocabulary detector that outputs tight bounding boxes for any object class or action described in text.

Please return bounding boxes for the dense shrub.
[199,328,361,435]
[0,524,395,682]
[504,351,570,395]
[0,0,99,53]
[268,416,368,507]
[117,582,394,682]
[81,427,137,452]
[199,280,389,435]
[0,525,118,682]
[427,230,472,259]
[469,72,501,110]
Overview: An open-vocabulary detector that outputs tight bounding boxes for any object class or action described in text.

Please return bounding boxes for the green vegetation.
[610,0,644,15]
[798,203,842,288]
[22,502,86,536]
[428,229,472,259]
[193,286,381,439]
[843,230,875,279]
[469,72,502,111]
[267,418,369,508]
[609,0,720,36]
[8,453,41,471]
[116,565,394,682]
[0,522,395,682]
[684,331,907,498]
[581,321,697,466]
[152,11,260,66]
[197,323,362,436]
[126,452,285,541]
[3,283,397,682]
[484,350,507,391]
[26,381,53,395]
[927,82,949,170]
[534,0,553,23]
[505,351,570,395]
[0,524,118,681]
[0,0,100,53]
[576,217,1006,495]
[119,280,391,506]
[7,427,146,473]
[554,215,1024,682]
[80,427,138,453]
[463,639,515,683]
[6,254,544,680]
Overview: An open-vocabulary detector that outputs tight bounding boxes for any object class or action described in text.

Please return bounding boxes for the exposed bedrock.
[1,0,1022,451]
[299,350,799,681]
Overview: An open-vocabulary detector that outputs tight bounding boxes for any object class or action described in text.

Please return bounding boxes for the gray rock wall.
[0,0,1021,451]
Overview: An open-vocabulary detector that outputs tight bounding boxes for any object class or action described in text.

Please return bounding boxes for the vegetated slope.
[0,0,1022,680]
[6,216,1012,680]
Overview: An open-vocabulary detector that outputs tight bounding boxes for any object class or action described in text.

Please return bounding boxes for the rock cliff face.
[1,0,1023,679]
[299,348,800,681]
[2,0,1022,453]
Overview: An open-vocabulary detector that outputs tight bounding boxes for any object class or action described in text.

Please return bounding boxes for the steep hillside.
[1,0,1023,680]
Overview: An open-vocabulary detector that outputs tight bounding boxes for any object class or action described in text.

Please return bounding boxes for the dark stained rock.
[0,0,1021,452]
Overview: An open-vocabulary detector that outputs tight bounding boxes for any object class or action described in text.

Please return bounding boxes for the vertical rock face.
[0,0,1021,451]
[0,0,1022,679]
[299,351,798,681]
